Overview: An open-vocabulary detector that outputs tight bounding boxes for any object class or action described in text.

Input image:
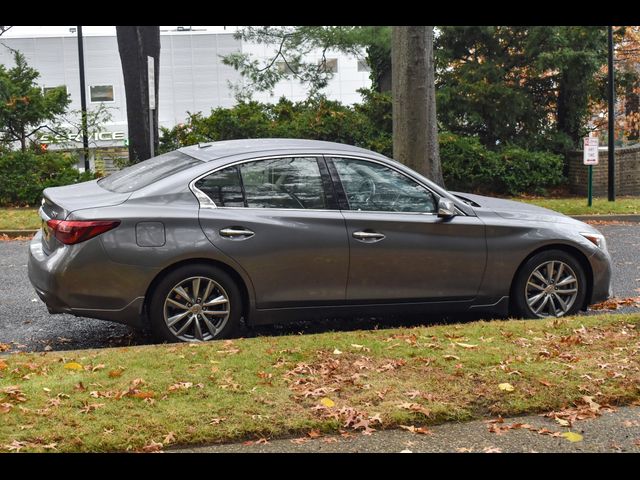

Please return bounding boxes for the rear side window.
[98,151,201,193]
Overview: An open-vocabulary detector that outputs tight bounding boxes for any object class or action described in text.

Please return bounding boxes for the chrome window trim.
[188,152,465,216]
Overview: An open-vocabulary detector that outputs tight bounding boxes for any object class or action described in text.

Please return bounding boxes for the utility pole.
[607,25,616,202]
[77,25,90,172]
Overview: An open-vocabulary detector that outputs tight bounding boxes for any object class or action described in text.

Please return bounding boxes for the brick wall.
[567,144,640,196]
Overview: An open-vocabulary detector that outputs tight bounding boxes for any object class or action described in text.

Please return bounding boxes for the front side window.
[194,157,328,209]
[332,158,436,213]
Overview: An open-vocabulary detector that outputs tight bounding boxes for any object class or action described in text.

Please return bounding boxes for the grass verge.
[1,313,638,452]
[0,208,39,230]
[517,196,640,215]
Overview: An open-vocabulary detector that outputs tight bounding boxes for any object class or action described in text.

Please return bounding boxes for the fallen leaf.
[332,348,342,355]
[400,425,433,435]
[163,432,176,444]
[498,383,515,392]
[79,402,105,414]
[483,446,503,453]
[64,362,83,371]
[455,342,478,349]
[168,382,193,391]
[555,418,571,427]
[320,397,335,408]
[0,359,7,370]
[142,441,163,452]
[130,391,155,399]
[307,429,323,438]
[443,354,460,361]
[108,369,123,378]
[0,403,12,414]
[208,417,225,425]
[561,432,583,442]
[91,364,106,372]
[400,449,413,453]
[3,440,28,452]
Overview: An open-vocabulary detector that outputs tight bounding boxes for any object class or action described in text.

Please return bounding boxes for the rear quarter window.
[98,151,201,193]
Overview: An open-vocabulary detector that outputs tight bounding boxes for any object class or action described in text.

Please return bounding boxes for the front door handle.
[353,230,385,242]
[220,227,255,239]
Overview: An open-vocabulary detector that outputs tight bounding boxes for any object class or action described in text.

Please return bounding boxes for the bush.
[0,151,94,206]
[441,132,564,195]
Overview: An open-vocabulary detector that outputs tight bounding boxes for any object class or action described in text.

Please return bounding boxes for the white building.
[0,26,371,150]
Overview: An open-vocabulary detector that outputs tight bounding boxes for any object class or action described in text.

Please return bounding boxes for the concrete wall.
[567,145,640,196]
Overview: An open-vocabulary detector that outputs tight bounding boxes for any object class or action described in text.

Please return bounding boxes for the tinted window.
[333,158,436,213]
[98,151,201,193]
[239,157,327,209]
[194,167,244,207]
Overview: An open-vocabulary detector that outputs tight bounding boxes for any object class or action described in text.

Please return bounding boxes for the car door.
[327,156,487,302]
[195,156,349,309]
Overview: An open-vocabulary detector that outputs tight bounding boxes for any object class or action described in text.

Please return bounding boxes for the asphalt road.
[176,404,640,453]
[1,223,639,353]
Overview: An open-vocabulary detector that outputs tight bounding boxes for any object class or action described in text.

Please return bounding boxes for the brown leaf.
[0,403,13,414]
[163,432,176,444]
[74,382,87,392]
[1,385,26,402]
[443,354,460,361]
[0,359,7,370]
[3,440,28,452]
[142,440,163,452]
[400,425,433,435]
[108,369,123,378]
[169,382,193,392]
[307,429,323,438]
[208,417,226,425]
[79,402,105,414]
[91,364,106,372]
[130,391,155,399]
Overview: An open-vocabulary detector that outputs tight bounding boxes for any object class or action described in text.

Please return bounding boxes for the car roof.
[177,138,388,162]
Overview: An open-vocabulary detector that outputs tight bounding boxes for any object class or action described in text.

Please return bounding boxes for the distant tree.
[116,26,160,163]
[392,26,443,186]
[0,50,70,151]
[223,26,392,97]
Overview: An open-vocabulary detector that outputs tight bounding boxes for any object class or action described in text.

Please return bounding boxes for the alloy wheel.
[163,276,230,341]
[525,260,579,318]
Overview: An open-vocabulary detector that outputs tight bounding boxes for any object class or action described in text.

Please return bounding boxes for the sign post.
[583,137,599,207]
[147,56,155,158]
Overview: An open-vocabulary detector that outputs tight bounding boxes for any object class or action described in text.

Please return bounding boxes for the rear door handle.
[220,227,255,239]
[353,230,385,242]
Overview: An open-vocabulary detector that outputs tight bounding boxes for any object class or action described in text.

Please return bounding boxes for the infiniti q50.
[28,139,612,343]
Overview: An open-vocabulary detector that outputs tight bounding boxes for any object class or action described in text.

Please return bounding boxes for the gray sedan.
[28,139,612,343]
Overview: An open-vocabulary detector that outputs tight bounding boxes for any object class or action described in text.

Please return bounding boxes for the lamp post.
[607,25,615,202]
[77,25,90,172]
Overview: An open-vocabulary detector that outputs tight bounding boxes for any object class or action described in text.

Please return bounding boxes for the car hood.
[451,192,583,226]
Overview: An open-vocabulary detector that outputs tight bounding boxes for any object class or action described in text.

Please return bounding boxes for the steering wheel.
[348,178,376,208]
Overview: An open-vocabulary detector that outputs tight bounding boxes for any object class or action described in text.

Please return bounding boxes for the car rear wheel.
[511,250,587,319]
[149,264,242,343]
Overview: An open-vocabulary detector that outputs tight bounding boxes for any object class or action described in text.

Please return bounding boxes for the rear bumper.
[27,230,147,328]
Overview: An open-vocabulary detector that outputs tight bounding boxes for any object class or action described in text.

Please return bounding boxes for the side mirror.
[437,198,456,219]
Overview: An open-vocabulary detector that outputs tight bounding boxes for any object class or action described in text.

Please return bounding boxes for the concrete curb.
[571,214,640,223]
[0,230,38,238]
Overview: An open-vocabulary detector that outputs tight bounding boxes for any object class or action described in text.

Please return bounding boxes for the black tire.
[511,249,587,319]
[149,264,243,343]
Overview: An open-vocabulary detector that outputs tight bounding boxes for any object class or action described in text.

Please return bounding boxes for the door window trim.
[189,155,339,211]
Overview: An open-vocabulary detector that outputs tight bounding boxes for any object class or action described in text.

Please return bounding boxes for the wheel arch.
[509,243,593,312]
[141,258,252,328]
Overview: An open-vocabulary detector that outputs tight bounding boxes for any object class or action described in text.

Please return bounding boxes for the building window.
[90,85,114,103]
[357,59,371,72]
[43,85,67,96]
[317,58,338,73]
[276,61,295,74]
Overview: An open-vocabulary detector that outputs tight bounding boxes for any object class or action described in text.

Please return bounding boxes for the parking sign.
[583,137,599,165]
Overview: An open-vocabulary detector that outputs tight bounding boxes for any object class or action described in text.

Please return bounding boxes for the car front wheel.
[149,264,242,343]
[511,250,587,319]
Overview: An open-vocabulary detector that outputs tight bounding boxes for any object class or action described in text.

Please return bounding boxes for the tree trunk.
[116,26,160,163]
[625,82,639,142]
[391,26,443,186]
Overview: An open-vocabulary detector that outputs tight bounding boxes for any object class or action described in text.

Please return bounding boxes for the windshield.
[98,151,201,193]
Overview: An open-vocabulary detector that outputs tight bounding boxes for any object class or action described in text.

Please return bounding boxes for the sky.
[2,26,239,37]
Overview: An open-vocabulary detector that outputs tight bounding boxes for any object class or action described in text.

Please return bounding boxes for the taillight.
[46,219,120,245]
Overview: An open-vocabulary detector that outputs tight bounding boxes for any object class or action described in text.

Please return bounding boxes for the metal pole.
[77,26,90,172]
[588,165,593,207]
[149,108,154,158]
[607,25,616,202]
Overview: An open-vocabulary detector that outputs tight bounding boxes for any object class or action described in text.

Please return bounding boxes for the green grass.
[0,208,39,230]
[517,196,640,215]
[1,313,639,452]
